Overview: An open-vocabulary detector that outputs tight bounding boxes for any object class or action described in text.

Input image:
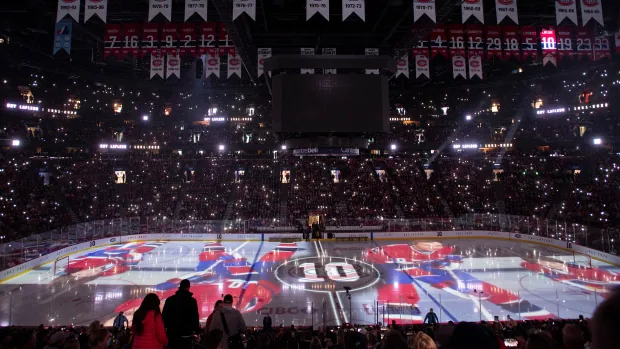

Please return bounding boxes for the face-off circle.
[275,256,380,293]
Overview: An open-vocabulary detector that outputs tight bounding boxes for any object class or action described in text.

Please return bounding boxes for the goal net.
[53,256,70,277]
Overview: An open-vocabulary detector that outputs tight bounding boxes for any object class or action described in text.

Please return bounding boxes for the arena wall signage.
[292,148,360,156]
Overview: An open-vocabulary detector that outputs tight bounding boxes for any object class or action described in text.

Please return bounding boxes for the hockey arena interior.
[1,0,620,348]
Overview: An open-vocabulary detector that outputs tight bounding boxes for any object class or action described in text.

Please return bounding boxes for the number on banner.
[450,37,464,49]
[504,38,519,51]
[557,38,572,51]
[576,38,591,51]
[200,34,215,47]
[541,37,556,50]
[487,37,502,50]
[468,37,483,50]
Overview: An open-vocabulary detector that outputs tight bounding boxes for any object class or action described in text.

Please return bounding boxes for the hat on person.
[179,279,191,289]
[223,294,234,304]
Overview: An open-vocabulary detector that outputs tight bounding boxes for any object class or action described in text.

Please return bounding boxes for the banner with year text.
[430,25,448,58]
[486,26,503,60]
[219,26,234,55]
[104,24,122,59]
[575,28,593,60]
[502,26,520,60]
[540,27,557,67]
[121,24,140,60]
[448,25,466,58]
[467,25,484,58]
[593,35,611,61]
[141,23,159,58]
[160,24,179,54]
[556,26,574,60]
[198,23,217,56]
[205,48,220,78]
[179,23,196,57]
[520,26,538,61]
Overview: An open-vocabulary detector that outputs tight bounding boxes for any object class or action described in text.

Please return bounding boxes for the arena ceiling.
[0,0,619,91]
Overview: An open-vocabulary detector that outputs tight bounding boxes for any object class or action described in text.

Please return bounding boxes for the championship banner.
[520,26,538,61]
[104,24,121,59]
[166,52,181,79]
[307,0,329,21]
[452,55,466,79]
[467,25,484,57]
[540,27,558,67]
[301,48,315,74]
[84,0,108,23]
[141,23,159,58]
[462,0,484,24]
[57,0,80,23]
[161,24,179,54]
[198,23,217,56]
[219,26,234,55]
[468,54,482,79]
[205,49,220,78]
[179,23,197,57]
[486,26,503,60]
[148,0,172,22]
[430,24,448,58]
[365,48,379,74]
[555,0,577,25]
[580,0,603,26]
[415,54,430,79]
[448,25,466,58]
[412,26,430,56]
[413,0,436,23]
[322,48,337,74]
[257,48,271,77]
[232,0,256,21]
[150,53,165,79]
[556,26,574,59]
[121,24,140,60]
[53,20,72,55]
[593,35,611,61]
[185,0,208,21]
[396,54,409,78]
[495,0,518,25]
[228,53,242,78]
[343,0,365,21]
[575,28,593,60]
[502,26,520,60]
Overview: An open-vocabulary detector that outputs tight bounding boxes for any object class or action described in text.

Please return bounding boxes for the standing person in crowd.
[162,279,200,348]
[206,300,223,331]
[310,336,323,349]
[132,293,168,349]
[209,294,247,349]
[113,312,129,332]
[263,314,272,331]
[590,288,620,349]
[412,332,436,349]
[423,308,438,325]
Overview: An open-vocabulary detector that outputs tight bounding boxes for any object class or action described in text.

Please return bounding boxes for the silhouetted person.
[162,279,200,349]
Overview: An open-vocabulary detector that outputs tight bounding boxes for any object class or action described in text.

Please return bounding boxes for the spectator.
[412,332,436,349]
[162,279,200,349]
[381,330,407,349]
[63,339,80,349]
[310,336,323,349]
[526,332,553,349]
[88,329,109,349]
[113,311,129,332]
[590,288,620,349]
[132,293,168,349]
[449,322,499,349]
[209,294,247,349]
[423,308,438,325]
[44,331,70,349]
[203,329,224,349]
[562,324,584,349]
[263,314,272,331]
[206,300,223,332]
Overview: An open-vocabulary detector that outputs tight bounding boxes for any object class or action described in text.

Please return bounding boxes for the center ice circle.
[274,256,381,293]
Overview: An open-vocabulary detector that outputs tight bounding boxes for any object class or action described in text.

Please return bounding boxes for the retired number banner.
[412,28,430,79]
[448,25,466,58]
[556,26,574,60]
[104,24,122,59]
[593,35,611,61]
[219,26,234,55]
[430,25,448,58]
[575,28,593,60]
[467,25,484,56]
[121,24,140,59]
[198,23,217,56]
[257,48,272,77]
[141,23,159,57]
[161,24,178,54]
[486,26,503,60]
[540,27,557,67]
[502,26,520,60]
[520,26,538,61]
[179,23,196,57]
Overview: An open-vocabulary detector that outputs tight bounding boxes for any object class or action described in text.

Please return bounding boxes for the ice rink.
[0,238,618,327]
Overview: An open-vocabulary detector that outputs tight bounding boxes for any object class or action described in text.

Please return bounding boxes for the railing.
[0,214,617,272]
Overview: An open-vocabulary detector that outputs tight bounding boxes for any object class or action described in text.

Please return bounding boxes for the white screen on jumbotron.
[272,74,389,133]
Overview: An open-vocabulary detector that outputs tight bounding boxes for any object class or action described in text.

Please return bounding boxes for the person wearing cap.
[208,294,247,349]
[162,279,200,349]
